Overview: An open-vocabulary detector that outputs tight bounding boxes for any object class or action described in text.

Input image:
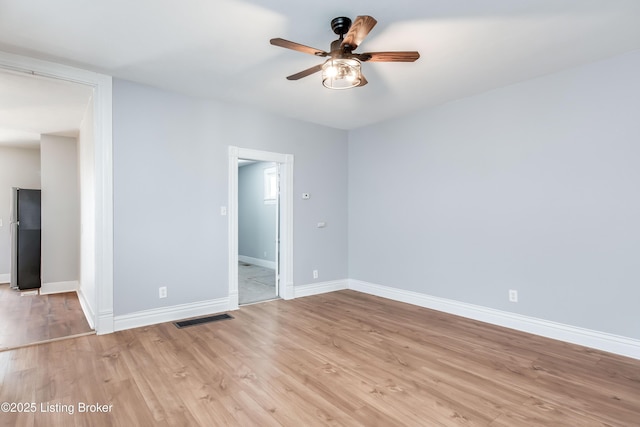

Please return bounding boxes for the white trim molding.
[0,273,10,284]
[294,280,348,299]
[113,298,230,332]
[40,281,79,295]
[348,279,640,360]
[77,288,96,330]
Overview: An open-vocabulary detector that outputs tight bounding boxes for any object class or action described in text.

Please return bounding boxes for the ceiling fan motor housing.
[330,17,355,56]
[330,17,352,36]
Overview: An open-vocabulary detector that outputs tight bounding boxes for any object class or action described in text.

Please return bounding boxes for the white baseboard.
[77,288,96,330]
[239,255,276,270]
[0,273,10,284]
[97,310,114,334]
[348,279,640,360]
[228,290,239,310]
[40,280,79,295]
[282,281,295,300]
[114,298,231,332]
[295,279,348,299]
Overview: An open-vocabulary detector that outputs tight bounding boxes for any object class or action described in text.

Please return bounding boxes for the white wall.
[0,146,41,281]
[40,135,80,286]
[349,50,640,340]
[112,80,348,316]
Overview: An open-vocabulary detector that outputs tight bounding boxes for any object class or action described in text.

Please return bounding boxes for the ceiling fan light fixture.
[321,58,361,89]
[271,15,419,88]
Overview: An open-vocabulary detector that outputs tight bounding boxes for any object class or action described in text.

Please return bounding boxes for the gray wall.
[0,146,41,278]
[348,50,640,339]
[238,161,276,263]
[40,134,80,284]
[112,79,348,315]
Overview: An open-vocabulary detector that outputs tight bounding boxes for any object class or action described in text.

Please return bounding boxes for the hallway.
[238,262,277,305]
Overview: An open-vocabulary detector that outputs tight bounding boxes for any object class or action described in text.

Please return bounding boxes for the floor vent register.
[174,313,234,328]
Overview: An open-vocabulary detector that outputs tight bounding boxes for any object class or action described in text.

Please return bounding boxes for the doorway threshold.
[239,296,281,307]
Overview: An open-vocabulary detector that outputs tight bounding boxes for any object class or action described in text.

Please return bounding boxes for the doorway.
[228,147,293,310]
[237,160,279,304]
[0,50,113,339]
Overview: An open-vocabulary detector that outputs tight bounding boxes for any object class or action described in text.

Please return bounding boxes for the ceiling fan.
[270,15,420,90]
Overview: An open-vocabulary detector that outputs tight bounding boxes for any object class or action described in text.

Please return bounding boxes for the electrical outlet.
[159,286,167,299]
[313,270,318,279]
[509,289,518,303]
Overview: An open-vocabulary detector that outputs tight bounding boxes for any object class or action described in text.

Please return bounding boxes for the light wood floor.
[0,283,93,351]
[0,290,638,426]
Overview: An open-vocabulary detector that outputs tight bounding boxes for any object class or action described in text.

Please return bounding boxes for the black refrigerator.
[10,188,42,290]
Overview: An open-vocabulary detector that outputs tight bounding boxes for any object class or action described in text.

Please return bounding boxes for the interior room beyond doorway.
[238,160,279,305]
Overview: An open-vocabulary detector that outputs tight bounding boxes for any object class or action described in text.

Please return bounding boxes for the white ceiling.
[0,0,639,133]
[0,69,93,148]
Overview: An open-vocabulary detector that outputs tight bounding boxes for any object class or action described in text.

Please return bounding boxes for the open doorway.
[228,147,293,310]
[237,160,279,304]
[0,50,114,337]
[0,58,109,350]
[0,66,94,349]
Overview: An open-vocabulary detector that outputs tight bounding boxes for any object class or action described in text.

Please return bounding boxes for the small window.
[264,166,277,204]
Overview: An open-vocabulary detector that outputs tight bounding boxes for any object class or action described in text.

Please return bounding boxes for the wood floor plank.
[1,290,638,426]
[0,283,93,351]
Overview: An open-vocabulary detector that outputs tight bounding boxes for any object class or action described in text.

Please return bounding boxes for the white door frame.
[0,50,114,333]
[228,146,294,309]
[274,162,280,297]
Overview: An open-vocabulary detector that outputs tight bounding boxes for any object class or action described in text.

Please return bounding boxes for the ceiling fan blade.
[286,64,323,80]
[358,74,368,87]
[270,38,328,57]
[341,15,377,50]
[360,51,420,62]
